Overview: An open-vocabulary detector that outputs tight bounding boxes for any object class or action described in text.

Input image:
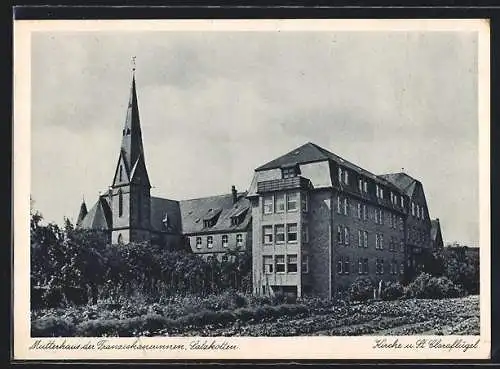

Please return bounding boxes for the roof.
[79,196,112,230]
[150,197,182,234]
[378,172,418,197]
[255,142,402,190]
[76,200,88,227]
[430,219,441,241]
[179,192,251,235]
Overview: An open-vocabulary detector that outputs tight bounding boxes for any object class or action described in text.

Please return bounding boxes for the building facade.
[248,143,435,298]
[77,71,440,298]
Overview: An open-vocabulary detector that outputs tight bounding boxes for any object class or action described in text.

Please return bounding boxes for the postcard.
[13,18,491,360]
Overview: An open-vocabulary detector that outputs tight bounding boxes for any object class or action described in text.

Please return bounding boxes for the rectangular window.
[389,213,393,228]
[358,259,363,274]
[275,255,285,273]
[263,226,273,244]
[343,197,349,215]
[302,225,309,243]
[421,207,425,220]
[236,234,243,246]
[337,258,343,274]
[400,240,405,253]
[337,195,342,214]
[416,204,420,219]
[282,167,296,179]
[363,181,368,193]
[287,254,298,273]
[263,195,274,214]
[287,192,298,212]
[275,225,285,243]
[337,225,343,244]
[412,202,415,216]
[301,255,309,274]
[357,203,361,219]
[364,231,368,248]
[301,194,308,212]
[400,262,405,275]
[380,210,384,224]
[399,217,404,231]
[376,259,384,275]
[287,223,298,243]
[363,205,368,220]
[275,193,286,213]
[344,226,350,246]
[263,255,273,274]
[344,170,349,185]
[344,257,350,274]
[338,167,343,184]
[222,234,228,248]
[401,196,404,207]
[358,178,363,192]
[358,230,363,248]
[363,258,369,274]
[207,236,213,248]
[196,237,202,249]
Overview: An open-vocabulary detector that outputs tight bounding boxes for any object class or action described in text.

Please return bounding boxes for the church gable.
[112,151,130,186]
[129,154,151,188]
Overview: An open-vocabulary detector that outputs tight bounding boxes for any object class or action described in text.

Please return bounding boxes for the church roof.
[76,200,88,227]
[179,192,251,235]
[78,196,112,230]
[150,197,182,234]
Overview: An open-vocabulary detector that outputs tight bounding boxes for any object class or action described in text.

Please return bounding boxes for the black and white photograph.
[14,19,490,360]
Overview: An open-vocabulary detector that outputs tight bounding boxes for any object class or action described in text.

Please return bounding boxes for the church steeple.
[76,198,88,228]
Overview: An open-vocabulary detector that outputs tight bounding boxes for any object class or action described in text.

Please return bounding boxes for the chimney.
[231,185,238,204]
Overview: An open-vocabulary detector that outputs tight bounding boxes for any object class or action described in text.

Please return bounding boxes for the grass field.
[31,294,479,337]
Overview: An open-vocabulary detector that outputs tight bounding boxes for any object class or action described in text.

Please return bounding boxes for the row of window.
[411,202,426,220]
[336,225,405,252]
[337,256,404,275]
[263,254,309,274]
[263,192,308,215]
[336,196,404,231]
[195,234,244,249]
[338,167,405,208]
[262,223,308,245]
[408,227,429,245]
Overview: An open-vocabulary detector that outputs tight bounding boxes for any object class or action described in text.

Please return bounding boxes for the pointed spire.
[76,198,88,228]
[120,59,145,171]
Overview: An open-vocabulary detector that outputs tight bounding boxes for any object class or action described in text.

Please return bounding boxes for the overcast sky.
[31,30,479,246]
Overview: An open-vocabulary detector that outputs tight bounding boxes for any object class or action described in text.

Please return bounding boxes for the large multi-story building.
[247,143,435,298]
[76,71,440,298]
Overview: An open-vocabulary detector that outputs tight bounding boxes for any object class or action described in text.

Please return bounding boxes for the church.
[75,72,252,259]
[76,70,443,297]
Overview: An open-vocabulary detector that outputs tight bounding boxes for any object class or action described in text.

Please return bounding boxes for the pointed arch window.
[118,189,123,217]
[126,128,131,135]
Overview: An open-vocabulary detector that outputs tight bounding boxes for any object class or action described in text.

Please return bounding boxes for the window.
[337,225,343,244]
[287,192,298,212]
[401,196,405,207]
[287,223,298,243]
[376,233,384,250]
[376,185,383,199]
[411,202,415,216]
[389,213,393,228]
[275,193,285,213]
[222,255,228,263]
[275,255,285,273]
[222,235,228,248]
[358,178,363,192]
[358,259,363,274]
[357,203,361,219]
[118,190,123,217]
[400,240,405,253]
[338,167,343,184]
[207,236,213,248]
[282,167,297,179]
[275,225,285,243]
[400,262,405,275]
[343,198,349,215]
[337,258,343,274]
[421,207,425,220]
[375,209,383,224]
[236,234,243,246]
[301,255,309,274]
[263,226,273,244]
[364,231,368,248]
[364,181,368,193]
[337,195,342,214]
[376,259,384,275]
[358,230,363,248]
[344,170,349,185]
[363,205,368,220]
[391,260,398,275]
[363,258,369,274]
[196,237,202,249]
[287,255,298,273]
[389,237,395,251]
[416,204,420,219]
[263,256,273,274]
[344,227,350,246]
[301,194,308,212]
[344,257,350,274]
[302,225,309,243]
[263,195,274,214]
[399,217,404,231]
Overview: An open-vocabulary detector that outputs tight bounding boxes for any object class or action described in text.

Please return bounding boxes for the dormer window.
[282,165,299,179]
[162,212,169,228]
[231,207,248,226]
[203,208,222,228]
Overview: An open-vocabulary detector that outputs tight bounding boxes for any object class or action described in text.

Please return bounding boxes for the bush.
[32,316,76,337]
[349,277,374,302]
[405,273,464,299]
[380,281,404,301]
